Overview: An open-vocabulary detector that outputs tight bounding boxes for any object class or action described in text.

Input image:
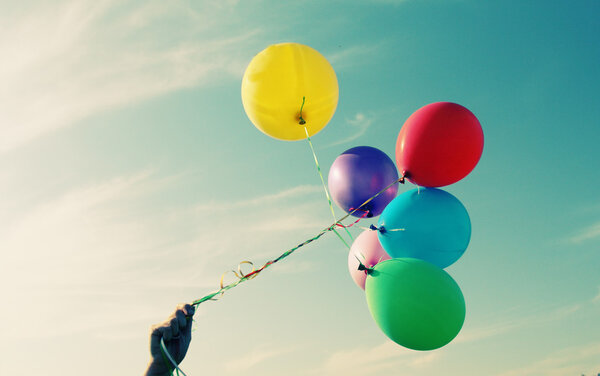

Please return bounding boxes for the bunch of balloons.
[339,102,483,351]
[241,42,484,352]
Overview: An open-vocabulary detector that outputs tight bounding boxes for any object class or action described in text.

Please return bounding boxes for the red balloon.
[396,102,483,187]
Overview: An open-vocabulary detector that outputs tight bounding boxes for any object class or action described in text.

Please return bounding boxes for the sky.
[0,0,599,375]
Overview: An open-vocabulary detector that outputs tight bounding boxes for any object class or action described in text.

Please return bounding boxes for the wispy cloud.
[0,169,154,274]
[195,185,322,213]
[327,43,385,70]
[592,286,600,304]
[325,112,375,148]
[0,170,331,340]
[269,259,314,275]
[456,303,583,344]
[0,169,167,338]
[0,0,258,152]
[187,184,334,261]
[567,221,600,244]
[369,0,412,4]
[494,342,600,376]
[310,341,440,375]
[313,299,597,376]
[224,344,296,373]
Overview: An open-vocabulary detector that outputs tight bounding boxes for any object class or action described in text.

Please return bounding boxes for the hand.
[145,303,195,376]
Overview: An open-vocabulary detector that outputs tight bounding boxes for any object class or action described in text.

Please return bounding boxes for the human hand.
[145,303,195,376]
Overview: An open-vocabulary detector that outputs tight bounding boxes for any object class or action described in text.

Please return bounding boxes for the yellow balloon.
[241,43,339,141]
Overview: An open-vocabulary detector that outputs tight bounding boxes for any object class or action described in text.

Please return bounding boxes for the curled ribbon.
[219,261,257,289]
[163,100,409,374]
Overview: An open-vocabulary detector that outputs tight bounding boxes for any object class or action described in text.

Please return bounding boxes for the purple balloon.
[328,146,399,218]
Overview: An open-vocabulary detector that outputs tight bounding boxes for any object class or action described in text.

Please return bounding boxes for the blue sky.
[1,0,599,375]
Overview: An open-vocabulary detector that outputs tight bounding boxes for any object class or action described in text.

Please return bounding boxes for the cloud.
[0,169,170,338]
[194,185,323,213]
[455,303,583,344]
[310,341,440,375]
[269,259,314,275]
[369,0,411,3]
[326,112,375,147]
[0,0,258,152]
[0,171,332,340]
[327,43,384,70]
[592,286,600,304]
[494,342,600,376]
[567,221,600,244]
[224,344,296,373]
[367,0,456,4]
[0,169,155,275]
[310,300,595,376]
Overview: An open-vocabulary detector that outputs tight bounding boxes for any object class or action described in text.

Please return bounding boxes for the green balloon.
[365,258,466,350]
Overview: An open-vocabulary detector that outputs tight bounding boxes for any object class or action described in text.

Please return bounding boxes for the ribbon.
[160,337,187,376]
[160,97,409,374]
[299,96,354,249]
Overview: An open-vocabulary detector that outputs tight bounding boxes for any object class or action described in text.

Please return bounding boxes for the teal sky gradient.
[1,1,599,375]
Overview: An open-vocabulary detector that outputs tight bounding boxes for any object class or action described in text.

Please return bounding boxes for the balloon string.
[298,96,307,125]
[159,342,174,375]
[336,208,369,228]
[331,227,350,249]
[164,107,407,374]
[189,176,402,307]
[301,120,341,229]
[299,97,354,247]
[162,177,403,375]
[160,337,187,376]
[190,228,331,306]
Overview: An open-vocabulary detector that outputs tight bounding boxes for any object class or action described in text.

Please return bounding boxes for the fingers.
[151,304,196,342]
[149,304,197,364]
[151,322,173,341]
[175,303,195,335]
[150,323,172,358]
[170,316,180,337]
[177,303,195,319]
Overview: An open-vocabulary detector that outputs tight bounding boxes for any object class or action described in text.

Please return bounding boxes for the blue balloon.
[377,188,471,268]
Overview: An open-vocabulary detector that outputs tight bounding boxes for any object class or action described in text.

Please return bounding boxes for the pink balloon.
[348,230,391,290]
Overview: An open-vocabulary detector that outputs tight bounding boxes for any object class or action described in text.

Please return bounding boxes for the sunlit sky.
[1,1,599,375]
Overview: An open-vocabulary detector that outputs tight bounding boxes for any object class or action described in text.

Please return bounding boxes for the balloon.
[328,146,399,218]
[377,188,470,269]
[348,230,391,290]
[365,258,466,351]
[241,43,339,141]
[396,102,484,187]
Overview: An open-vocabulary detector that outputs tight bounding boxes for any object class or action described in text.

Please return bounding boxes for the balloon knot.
[298,96,307,125]
[399,171,409,184]
[357,263,374,275]
[369,224,386,234]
